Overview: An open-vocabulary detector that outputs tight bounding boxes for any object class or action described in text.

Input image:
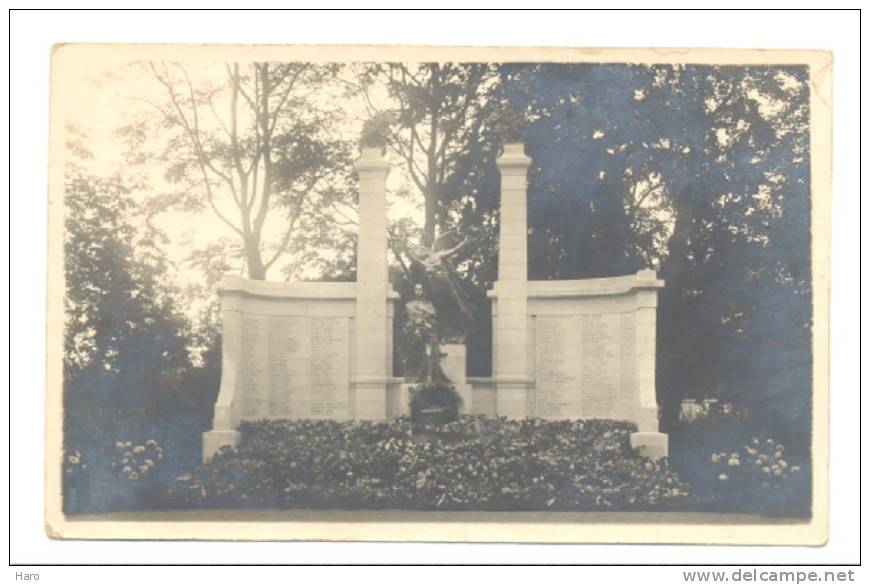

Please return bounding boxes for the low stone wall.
[203,275,398,460]
[487,270,668,455]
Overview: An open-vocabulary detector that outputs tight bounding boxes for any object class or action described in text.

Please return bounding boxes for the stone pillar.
[629,268,669,458]
[352,147,391,419]
[494,143,533,418]
[202,285,242,461]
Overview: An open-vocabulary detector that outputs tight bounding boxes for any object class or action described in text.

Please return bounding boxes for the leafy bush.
[707,436,808,516]
[62,410,208,514]
[160,416,697,511]
[111,439,164,481]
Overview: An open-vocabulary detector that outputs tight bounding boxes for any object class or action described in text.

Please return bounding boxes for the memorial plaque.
[535,312,638,419]
[239,313,269,418]
[268,316,309,417]
[618,313,637,412]
[579,313,621,417]
[238,313,350,420]
[308,317,350,418]
[535,315,581,418]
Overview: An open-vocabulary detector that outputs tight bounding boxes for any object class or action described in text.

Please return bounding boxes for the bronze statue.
[402,283,448,384]
[401,229,480,344]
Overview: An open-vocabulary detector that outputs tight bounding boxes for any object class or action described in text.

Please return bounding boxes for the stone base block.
[392,383,414,417]
[454,383,472,414]
[202,429,240,462]
[496,383,531,419]
[630,431,669,459]
[353,382,388,420]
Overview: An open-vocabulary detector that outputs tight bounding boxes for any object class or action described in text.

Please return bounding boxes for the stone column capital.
[354,147,391,174]
[496,142,532,172]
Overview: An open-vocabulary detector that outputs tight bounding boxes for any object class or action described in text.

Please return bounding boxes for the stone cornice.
[219,274,399,300]
[488,270,664,298]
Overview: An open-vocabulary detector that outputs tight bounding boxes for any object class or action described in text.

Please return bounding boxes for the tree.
[63,162,192,415]
[503,63,812,438]
[354,63,501,247]
[127,61,352,280]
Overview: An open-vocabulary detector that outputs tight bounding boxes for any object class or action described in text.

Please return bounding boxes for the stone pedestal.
[441,343,471,414]
[630,431,669,459]
[393,383,415,417]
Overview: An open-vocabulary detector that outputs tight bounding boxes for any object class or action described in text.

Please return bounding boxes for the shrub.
[707,436,808,516]
[160,416,698,512]
[111,439,164,481]
[62,410,208,514]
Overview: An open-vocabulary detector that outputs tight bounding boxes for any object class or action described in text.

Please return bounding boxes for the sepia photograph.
[42,43,831,545]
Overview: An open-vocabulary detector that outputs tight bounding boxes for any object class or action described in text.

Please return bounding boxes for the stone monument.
[203,141,668,460]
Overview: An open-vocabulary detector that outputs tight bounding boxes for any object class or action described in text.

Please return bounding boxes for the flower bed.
[160,417,698,511]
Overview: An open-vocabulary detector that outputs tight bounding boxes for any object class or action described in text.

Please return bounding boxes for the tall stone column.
[494,143,533,418]
[352,147,391,419]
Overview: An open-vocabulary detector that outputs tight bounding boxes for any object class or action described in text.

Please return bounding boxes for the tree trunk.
[245,240,267,280]
[421,184,437,248]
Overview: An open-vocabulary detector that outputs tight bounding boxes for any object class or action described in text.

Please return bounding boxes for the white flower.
[144,459,154,467]
[776,444,784,452]
[773,468,783,476]
[752,437,760,445]
[746,448,758,456]
[133,446,146,454]
[128,471,140,480]
[67,455,80,465]
[115,441,125,450]
[146,440,157,448]
[718,473,728,481]
[791,466,801,473]
[125,441,132,448]
[728,458,740,467]
[762,466,771,474]
[123,451,132,458]
[711,453,721,463]
[755,458,764,466]
[122,466,132,474]
[730,452,739,459]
